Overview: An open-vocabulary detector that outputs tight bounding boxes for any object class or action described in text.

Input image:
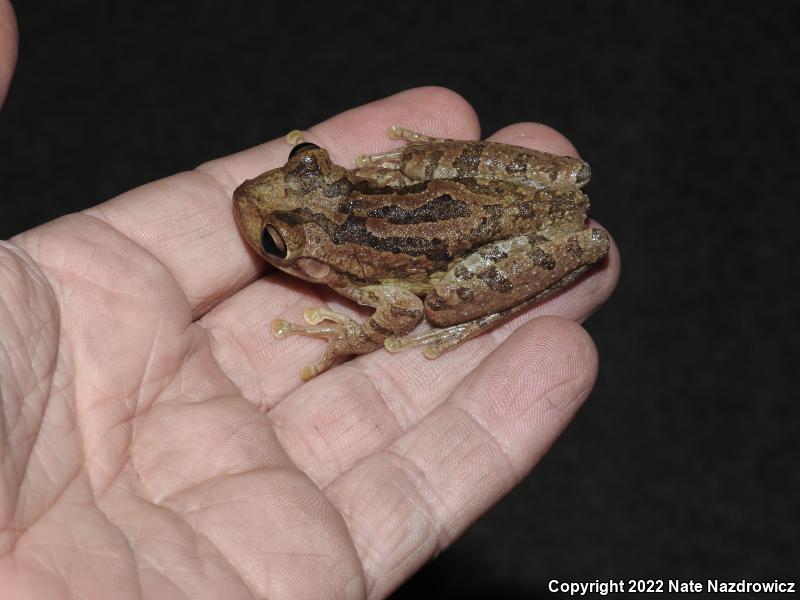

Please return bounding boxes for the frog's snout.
[232,183,263,253]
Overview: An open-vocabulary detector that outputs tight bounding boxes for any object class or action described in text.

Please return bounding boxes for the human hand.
[0,16,619,596]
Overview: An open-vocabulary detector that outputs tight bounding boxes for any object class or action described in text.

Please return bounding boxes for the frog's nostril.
[261,225,288,259]
[289,142,320,158]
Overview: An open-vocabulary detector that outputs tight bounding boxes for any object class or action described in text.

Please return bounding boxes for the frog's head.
[233,143,339,284]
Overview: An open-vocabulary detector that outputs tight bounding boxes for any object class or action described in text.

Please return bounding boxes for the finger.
[0,0,18,107]
[323,316,599,598]
[213,121,616,483]
[83,87,480,317]
[489,121,584,157]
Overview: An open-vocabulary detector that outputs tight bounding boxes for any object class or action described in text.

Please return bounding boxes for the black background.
[2,1,798,597]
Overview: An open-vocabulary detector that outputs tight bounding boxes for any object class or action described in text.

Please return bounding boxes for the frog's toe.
[285,129,305,145]
[300,348,336,381]
[356,150,402,168]
[303,306,351,325]
[387,125,437,143]
[384,323,471,357]
[271,319,294,338]
[271,318,338,339]
[300,363,320,381]
[423,345,445,359]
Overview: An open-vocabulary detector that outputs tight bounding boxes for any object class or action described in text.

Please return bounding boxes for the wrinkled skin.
[0,6,619,598]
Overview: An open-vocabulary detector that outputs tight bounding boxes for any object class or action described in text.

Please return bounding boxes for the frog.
[233,126,609,380]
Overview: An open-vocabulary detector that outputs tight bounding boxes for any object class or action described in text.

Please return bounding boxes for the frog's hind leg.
[385,264,596,359]
[386,228,610,358]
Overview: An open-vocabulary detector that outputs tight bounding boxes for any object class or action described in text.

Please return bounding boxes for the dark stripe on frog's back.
[335,177,513,216]
[327,178,430,200]
[331,216,450,264]
[348,194,470,224]
[330,177,588,248]
[344,178,430,197]
[335,180,461,217]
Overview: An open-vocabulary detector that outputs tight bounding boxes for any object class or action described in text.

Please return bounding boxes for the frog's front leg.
[386,228,609,358]
[356,126,445,169]
[272,285,424,380]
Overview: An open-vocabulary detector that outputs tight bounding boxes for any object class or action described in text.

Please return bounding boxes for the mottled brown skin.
[233,127,608,380]
[396,140,591,190]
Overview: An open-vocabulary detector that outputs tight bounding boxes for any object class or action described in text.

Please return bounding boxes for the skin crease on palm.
[0,3,619,598]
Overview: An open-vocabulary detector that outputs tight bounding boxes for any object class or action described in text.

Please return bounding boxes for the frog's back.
[318,176,588,285]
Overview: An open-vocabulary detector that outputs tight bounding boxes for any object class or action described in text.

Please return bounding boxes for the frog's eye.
[261,225,287,259]
[289,142,320,158]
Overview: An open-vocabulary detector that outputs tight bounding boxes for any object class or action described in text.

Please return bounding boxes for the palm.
[0,88,618,599]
